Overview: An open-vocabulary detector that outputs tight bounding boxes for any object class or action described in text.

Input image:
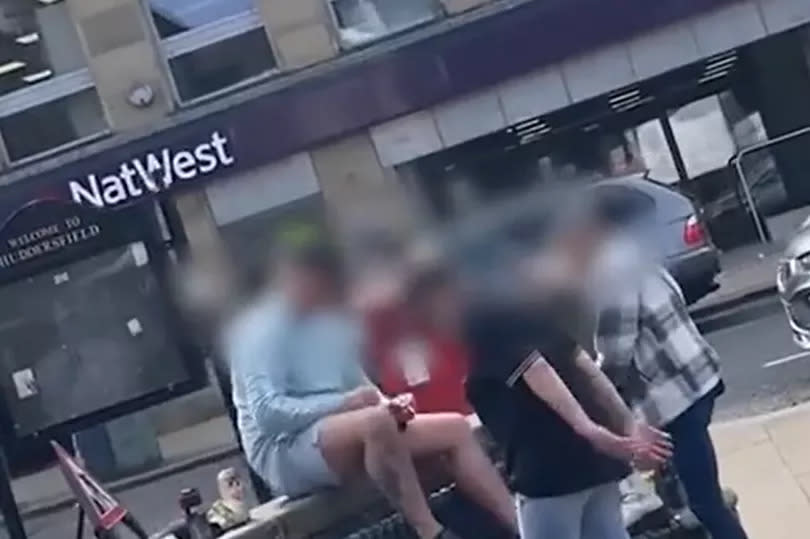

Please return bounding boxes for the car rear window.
[591,184,656,225]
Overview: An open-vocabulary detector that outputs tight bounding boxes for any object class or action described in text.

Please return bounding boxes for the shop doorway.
[661,92,785,251]
[406,26,810,256]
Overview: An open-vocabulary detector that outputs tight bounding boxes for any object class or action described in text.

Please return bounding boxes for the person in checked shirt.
[574,202,749,539]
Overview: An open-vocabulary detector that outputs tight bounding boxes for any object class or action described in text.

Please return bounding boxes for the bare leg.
[318,406,443,539]
[404,414,518,534]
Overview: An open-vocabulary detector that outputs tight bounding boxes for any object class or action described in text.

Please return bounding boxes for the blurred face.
[279,263,341,311]
[415,281,464,333]
[559,226,597,266]
[351,269,403,312]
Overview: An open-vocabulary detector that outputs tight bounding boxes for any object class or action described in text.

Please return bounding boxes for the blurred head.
[554,220,606,271]
[349,232,406,312]
[175,251,241,326]
[404,259,463,334]
[276,242,346,311]
[550,190,629,271]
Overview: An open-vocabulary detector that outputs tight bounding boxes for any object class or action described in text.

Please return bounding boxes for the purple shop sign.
[0,126,245,219]
[65,130,236,209]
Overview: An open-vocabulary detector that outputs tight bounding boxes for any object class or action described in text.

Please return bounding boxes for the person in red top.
[387,261,473,414]
[357,254,472,415]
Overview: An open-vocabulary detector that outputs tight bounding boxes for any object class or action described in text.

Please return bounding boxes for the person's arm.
[231,325,351,434]
[518,352,622,444]
[595,286,640,389]
[518,351,673,466]
[572,347,635,435]
[466,309,645,463]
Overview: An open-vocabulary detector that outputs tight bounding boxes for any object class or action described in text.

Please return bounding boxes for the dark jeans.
[665,387,748,539]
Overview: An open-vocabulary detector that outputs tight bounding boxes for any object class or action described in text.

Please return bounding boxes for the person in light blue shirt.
[226,243,517,539]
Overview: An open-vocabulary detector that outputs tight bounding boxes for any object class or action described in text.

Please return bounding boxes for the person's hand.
[386,393,416,425]
[343,386,382,411]
[581,423,639,462]
[628,422,673,471]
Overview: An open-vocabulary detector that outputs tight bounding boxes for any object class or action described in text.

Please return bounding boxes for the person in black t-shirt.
[465,303,636,539]
[403,259,670,539]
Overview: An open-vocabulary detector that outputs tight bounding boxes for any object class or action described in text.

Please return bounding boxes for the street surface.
[3,299,809,538]
[707,302,810,421]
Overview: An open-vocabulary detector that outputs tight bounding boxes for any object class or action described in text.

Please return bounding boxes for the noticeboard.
[0,199,204,440]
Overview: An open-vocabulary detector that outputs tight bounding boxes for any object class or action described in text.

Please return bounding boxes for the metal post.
[75,506,85,539]
[659,115,691,186]
[731,157,769,245]
[0,447,27,539]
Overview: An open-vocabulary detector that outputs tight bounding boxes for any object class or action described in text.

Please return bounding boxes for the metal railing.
[729,125,810,244]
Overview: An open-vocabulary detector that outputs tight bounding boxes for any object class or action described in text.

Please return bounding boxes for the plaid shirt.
[595,265,721,427]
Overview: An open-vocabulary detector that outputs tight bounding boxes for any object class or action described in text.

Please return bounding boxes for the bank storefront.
[361,2,810,255]
[0,112,333,504]
[1,0,808,458]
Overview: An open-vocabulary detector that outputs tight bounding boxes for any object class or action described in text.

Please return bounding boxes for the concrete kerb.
[693,287,780,334]
[712,399,810,432]
[690,286,778,321]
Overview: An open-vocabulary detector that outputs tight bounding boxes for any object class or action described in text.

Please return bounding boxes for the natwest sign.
[69,131,235,208]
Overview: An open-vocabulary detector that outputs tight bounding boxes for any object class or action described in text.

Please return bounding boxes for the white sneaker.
[620,473,664,527]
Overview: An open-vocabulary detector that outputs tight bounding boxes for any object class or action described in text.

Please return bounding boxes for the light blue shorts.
[267,421,340,498]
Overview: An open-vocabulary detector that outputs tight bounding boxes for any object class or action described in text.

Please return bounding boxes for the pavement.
[712,403,810,539]
[0,240,799,537]
[10,416,241,519]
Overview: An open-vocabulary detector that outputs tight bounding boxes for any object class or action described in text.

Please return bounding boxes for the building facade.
[3,0,810,258]
[2,0,810,453]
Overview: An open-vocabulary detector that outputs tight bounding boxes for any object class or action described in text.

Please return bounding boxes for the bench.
[220,416,489,539]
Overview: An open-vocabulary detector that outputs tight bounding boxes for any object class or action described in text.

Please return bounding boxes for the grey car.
[777,216,810,348]
[443,173,721,305]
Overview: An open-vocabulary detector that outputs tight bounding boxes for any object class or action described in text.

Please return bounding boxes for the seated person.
[226,243,518,539]
[355,253,472,415]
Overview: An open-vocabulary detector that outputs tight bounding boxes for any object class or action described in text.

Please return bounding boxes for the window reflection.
[636,120,680,184]
[148,0,257,38]
[720,92,788,217]
[669,96,737,179]
[0,0,86,95]
[0,88,106,161]
[147,0,276,103]
[330,0,442,48]
[168,28,276,102]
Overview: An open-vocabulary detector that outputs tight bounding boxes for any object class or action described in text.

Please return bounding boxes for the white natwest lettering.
[70,131,235,208]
